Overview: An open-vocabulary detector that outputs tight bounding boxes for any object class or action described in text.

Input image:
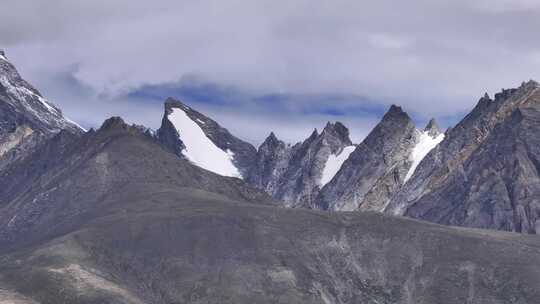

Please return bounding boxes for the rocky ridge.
[0,51,83,171]
[315,105,442,212]
[248,122,354,208]
[387,81,540,233]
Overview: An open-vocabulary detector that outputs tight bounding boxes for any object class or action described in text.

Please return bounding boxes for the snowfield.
[320,145,355,186]
[405,130,444,182]
[168,108,241,178]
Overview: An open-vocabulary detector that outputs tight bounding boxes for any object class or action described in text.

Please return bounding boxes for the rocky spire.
[424,118,441,137]
[99,116,128,131]
[260,131,284,150]
[265,131,278,143]
[322,121,352,146]
[384,104,406,118]
[315,104,418,211]
[248,119,356,208]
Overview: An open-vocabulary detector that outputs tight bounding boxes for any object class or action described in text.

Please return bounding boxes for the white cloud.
[470,0,540,12]
[367,34,411,50]
[2,0,540,142]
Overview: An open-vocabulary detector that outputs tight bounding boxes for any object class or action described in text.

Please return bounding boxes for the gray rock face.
[247,132,293,195]
[2,117,540,303]
[404,106,540,233]
[387,81,540,234]
[156,99,187,156]
[0,52,83,170]
[315,105,419,211]
[248,122,354,208]
[157,98,257,178]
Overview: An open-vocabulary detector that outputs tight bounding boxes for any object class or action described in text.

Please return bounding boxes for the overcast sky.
[2,0,540,144]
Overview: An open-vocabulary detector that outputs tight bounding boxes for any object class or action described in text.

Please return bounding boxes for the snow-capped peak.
[0,75,58,114]
[167,107,241,178]
[404,129,444,182]
[0,54,83,134]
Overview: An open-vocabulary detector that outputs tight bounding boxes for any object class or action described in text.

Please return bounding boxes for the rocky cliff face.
[387,81,540,234]
[248,122,354,208]
[0,52,83,170]
[247,132,293,195]
[316,105,422,211]
[157,98,257,178]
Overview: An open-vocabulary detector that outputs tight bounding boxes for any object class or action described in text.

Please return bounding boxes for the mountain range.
[2,51,540,303]
[154,76,540,235]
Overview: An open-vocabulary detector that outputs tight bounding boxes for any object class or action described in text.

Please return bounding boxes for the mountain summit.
[157,98,257,178]
[387,81,540,233]
[0,51,83,171]
[315,105,419,211]
[424,118,441,137]
[247,120,355,208]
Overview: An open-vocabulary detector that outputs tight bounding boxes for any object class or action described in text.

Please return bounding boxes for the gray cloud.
[2,0,540,143]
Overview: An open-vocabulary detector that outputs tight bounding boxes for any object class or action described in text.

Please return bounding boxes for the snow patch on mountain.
[320,145,355,186]
[65,117,86,132]
[167,108,241,178]
[405,130,444,182]
[0,74,59,114]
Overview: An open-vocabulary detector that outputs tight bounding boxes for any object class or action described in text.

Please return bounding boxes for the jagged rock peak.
[322,121,352,145]
[99,116,129,131]
[424,118,441,137]
[473,80,539,107]
[259,132,286,151]
[491,81,538,103]
[262,132,281,145]
[99,117,153,138]
[0,50,5,57]
[381,104,412,124]
[520,79,539,88]
[472,81,540,112]
[494,88,518,102]
[164,97,190,113]
[388,104,404,113]
[308,128,319,139]
[473,94,493,113]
